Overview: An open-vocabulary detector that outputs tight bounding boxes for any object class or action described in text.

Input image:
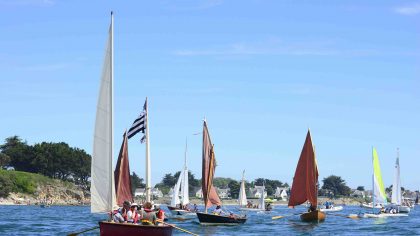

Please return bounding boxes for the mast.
[145,97,151,202]
[109,11,114,211]
[372,147,375,211]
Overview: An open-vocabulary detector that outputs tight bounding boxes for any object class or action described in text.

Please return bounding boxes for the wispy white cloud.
[20,63,71,72]
[173,38,418,57]
[0,0,54,7]
[395,3,420,15]
[173,38,340,57]
[163,0,222,11]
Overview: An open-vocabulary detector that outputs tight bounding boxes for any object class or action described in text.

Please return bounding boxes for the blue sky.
[0,0,419,190]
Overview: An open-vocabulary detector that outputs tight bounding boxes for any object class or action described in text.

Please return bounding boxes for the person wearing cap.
[127,203,139,223]
[139,202,157,225]
[111,205,125,223]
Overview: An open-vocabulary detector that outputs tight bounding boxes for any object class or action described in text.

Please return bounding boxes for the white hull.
[239,207,264,211]
[397,205,411,213]
[364,213,408,218]
[361,203,383,209]
[320,206,343,212]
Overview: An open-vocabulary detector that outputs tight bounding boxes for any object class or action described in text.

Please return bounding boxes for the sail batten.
[91,14,116,213]
[288,130,318,208]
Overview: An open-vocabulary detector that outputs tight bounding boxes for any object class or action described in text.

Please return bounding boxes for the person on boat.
[155,205,165,225]
[111,205,125,223]
[121,200,132,223]
[308,204,316,212]
[193,204,198,212]
[127,203,139,223]
[247,201,252,208]
[213,205,224,215]
[139,202,157,225]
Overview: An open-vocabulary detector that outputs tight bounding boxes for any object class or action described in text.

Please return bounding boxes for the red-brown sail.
[202,120,221,209]
[288,130,319,208]
[114,131,133,206]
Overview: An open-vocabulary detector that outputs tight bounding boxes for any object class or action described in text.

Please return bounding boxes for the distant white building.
[250,186,267,198]
[134,188,163,198]
[196,189,203,198]
[217,188,230,199]
[352,190,365,198]
[274,187,288,200]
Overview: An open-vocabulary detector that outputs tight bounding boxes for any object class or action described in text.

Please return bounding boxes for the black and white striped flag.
[127,100,147,141]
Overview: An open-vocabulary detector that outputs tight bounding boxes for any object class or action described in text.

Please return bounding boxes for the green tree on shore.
[321,175,351,197]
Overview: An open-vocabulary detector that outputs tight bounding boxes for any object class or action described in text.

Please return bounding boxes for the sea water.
[1,205,419,235]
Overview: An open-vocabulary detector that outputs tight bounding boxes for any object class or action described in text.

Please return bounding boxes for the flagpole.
[145,97,151,202]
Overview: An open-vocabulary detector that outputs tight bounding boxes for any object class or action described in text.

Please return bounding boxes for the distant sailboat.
[238,170,247,208]
[391,148,410,213]
[167,139,195,218]
[288,130,325,222]
[364,148,407,218]
[90,12,172,235]
[238,172,267,211]
[196,120,247,225]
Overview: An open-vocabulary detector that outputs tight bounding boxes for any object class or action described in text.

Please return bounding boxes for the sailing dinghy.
[167,139,196,218]
[288,130,326,222]
[364,148,407,218]
[196,120,247,225]
[90,12,172,236]
[391,148,410,213]
[237,171,268,212]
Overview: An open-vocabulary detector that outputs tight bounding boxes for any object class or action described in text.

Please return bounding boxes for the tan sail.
[114,131,133,206]
[202,120,221,211]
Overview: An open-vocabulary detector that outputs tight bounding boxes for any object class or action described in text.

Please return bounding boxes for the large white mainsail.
[238,170,247,207]
[392,149,402,205]
[91,13,117,213]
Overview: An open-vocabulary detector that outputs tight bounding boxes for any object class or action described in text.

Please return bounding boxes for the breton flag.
[127,99,147,142]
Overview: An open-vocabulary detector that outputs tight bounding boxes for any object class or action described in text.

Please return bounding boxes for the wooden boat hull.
[99,221,173,236]
[196,212,247,225]
[300,210,326,222]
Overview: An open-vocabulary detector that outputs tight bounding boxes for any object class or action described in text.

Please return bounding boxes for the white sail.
[91,14,116,213]
[259,185,265,210]
[181,166,189,205]
[180,140,189,205]
[238,170,247,206]
[392,149,402,205]
[170,169,183,207]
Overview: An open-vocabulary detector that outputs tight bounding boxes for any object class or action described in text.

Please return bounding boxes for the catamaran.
[90,12,172,235]
[167,139,196,218]
[364,148,408,218]
[391,148,410,213]
[196,120,247,225]
[288,130,325,222]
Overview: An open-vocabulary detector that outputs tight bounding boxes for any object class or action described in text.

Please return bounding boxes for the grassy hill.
[0,169,87,205]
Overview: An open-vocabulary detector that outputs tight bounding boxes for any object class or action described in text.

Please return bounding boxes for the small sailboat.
[167,139,196,218]
[288,130,325,222]
[364,148,407,218]
[196,120,247,225]
[237,171,266,212]
[391,148,410,213]
[90,12,172,236]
